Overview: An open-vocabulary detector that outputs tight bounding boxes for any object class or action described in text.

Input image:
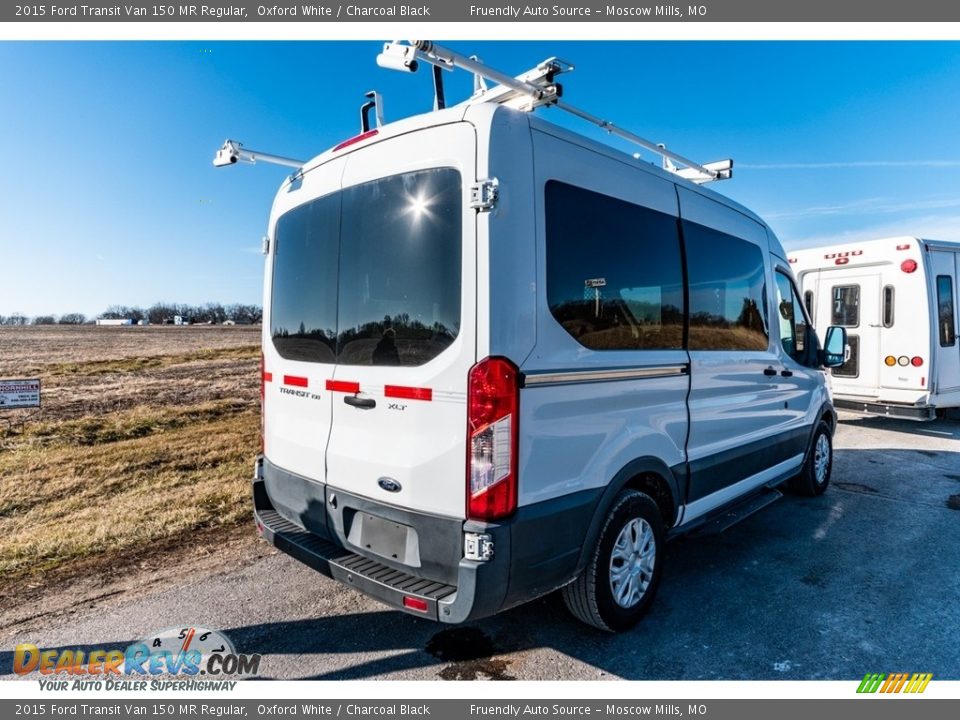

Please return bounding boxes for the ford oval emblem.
[378,477,402,493]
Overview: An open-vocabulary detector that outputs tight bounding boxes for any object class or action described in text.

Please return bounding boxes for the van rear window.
[271,168,462,365]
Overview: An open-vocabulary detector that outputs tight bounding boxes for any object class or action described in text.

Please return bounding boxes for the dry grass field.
[0,325,261,603]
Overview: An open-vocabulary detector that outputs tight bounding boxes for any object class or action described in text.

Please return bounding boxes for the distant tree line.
[0,303,262,326]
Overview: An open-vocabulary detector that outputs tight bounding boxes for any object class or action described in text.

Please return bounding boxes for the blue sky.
[2,41,960,317]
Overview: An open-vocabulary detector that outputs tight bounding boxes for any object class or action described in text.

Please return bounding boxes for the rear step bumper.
[251,460,511,624]
[834,398,936,421]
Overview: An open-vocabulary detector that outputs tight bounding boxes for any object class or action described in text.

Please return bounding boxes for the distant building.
[95,318,133,326]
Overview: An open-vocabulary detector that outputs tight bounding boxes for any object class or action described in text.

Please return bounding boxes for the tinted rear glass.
[271,194,339,363]
[271,168,462,365]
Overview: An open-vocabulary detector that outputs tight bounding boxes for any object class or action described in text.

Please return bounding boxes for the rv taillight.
[467,357,519,522]
[901,259,918,273]
[884,355,897,367]
[911,356,924,367]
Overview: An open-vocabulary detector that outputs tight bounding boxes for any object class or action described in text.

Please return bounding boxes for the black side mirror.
[821,326,847,368]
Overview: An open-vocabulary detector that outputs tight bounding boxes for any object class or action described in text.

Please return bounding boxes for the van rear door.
[325,123,477,520]
[262,155,347,515]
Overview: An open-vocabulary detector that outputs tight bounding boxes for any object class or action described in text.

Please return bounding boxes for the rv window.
[683,222,769,352]
[937,275,956,347]
[804,290,814,319]
[882,285,895,328]
[271,168,462,365]
[545,181,684,351]
[774,270,811,364]
[830,285,860,327]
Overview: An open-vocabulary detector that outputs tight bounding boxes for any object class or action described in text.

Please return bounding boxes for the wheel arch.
[574,456,680,576]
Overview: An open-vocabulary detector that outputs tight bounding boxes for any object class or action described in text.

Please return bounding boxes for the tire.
[788,422,833,496]
[562,489,665,632]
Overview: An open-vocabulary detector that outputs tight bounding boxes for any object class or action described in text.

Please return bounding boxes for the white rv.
[218,42,847,632]
[790,237,960,420]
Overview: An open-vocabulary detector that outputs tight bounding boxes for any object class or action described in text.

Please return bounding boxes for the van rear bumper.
[252,458,511,623]
[252,456,601,623]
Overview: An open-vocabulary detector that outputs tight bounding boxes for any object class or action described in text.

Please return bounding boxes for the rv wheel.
[562,489,664,632]
[788,422,833,497]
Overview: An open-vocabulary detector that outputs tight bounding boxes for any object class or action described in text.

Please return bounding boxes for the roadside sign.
[0,379,41,409]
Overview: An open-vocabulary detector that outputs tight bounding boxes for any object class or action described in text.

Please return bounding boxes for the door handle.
[763,367,778,376]
[344,395,376,409]
[780,369,794,377]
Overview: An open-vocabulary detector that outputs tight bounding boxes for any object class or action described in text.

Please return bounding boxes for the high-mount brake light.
[467,357,519,521]
[334,129,379,152]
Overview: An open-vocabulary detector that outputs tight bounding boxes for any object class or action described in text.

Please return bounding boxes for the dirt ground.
[0,325,262,615]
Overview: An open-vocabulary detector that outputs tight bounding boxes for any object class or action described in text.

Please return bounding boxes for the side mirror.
[821,326,847,368]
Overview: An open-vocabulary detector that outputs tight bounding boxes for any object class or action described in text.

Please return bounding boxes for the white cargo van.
[791,237,960,420]
[220,42,847,631]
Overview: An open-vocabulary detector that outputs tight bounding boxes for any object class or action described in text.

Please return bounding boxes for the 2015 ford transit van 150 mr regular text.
[216,41,848,631]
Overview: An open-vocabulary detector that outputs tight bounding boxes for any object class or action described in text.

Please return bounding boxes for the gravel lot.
[2,413,958,681]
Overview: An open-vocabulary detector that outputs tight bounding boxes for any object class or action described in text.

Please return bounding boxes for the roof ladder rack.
[378,40,732,185]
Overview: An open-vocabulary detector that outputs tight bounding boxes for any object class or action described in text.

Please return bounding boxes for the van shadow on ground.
[2,447,958,681]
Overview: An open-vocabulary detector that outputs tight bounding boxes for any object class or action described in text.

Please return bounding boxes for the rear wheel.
[788,422,833,496]
[562,489,665,632]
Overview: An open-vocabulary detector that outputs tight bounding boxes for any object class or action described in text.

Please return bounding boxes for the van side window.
[831,285,860,327]
[545,181,684,351]
[937,275,956,347]
[774,270,811,365]
[882,285,895,328]
[683,222,769,351]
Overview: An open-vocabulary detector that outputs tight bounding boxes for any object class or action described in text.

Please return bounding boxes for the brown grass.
[0,326,261,597]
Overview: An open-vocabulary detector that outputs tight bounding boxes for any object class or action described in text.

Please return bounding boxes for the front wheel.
[562,490,665,632]
[788,422,833,496]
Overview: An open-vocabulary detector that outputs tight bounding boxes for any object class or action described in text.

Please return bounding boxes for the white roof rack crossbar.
[380,40,732,185]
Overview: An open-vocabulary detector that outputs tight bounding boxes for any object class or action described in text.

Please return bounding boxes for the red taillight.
[901,259,918,273]
[467,357,519,521]
[911,356,924,367]
[402,596,429,613]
